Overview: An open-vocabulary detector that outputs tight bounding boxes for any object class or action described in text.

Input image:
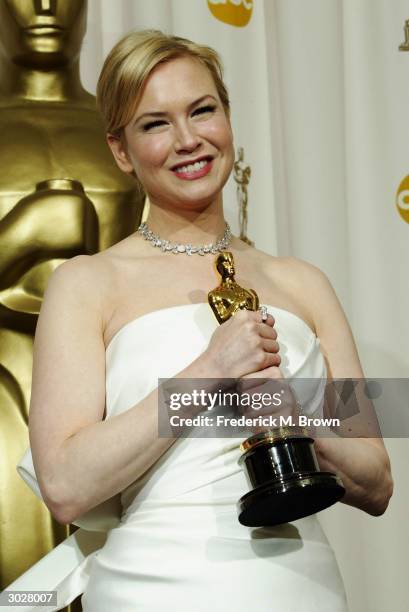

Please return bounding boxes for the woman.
[16,30,392,611]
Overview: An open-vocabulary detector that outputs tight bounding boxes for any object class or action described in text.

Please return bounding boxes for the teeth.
[174,159,209,174]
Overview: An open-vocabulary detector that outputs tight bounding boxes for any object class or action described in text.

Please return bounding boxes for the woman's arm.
[290,258,393,515]
[314,436,392,515]
[29,255,219,525]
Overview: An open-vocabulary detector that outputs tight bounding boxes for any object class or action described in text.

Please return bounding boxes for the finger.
[259,365,283,379]
[249,351,281,372]
[238,365,283,392]
[239,349,281,379]
[242,310,275,326]
[237,376,266,393]
[258,323,277,340]
[261,338,280,353]
[263,352,281,369]
[258,312,275,326]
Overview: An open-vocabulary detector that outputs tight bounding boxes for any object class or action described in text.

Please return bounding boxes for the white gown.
[8,304,348,612]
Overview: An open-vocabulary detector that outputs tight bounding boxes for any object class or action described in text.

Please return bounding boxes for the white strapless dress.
[8,304,348,612]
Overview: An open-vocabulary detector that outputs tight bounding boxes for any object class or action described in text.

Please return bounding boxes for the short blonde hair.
[96,29,230,137]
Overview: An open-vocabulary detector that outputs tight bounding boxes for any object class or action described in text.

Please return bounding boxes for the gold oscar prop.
[0,0,143,595]
[399,19,409,51]
[233,147,254,246]
[208,252,345,527]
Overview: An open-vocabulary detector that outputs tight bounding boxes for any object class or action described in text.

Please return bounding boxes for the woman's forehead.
[137,56,218,109]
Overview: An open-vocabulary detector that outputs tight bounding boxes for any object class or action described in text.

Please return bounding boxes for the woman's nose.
[173,121,201,153]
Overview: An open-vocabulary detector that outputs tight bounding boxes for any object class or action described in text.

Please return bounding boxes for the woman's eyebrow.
[133,94,217,126]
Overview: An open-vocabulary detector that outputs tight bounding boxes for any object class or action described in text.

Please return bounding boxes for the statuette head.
[0,0,87,68]
[216,251,235,279]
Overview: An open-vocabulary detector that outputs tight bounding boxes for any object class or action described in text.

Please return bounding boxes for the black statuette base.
[238,471,345,527]
[237,429,345,527]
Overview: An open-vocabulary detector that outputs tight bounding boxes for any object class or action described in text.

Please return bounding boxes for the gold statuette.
[233,147,254,246]
[399,19,409,51]
[0,0,143,594]
[208,251,259,323]
[208,251,345,527]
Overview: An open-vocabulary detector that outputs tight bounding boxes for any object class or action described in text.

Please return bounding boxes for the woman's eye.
[192,105,216,117]
[142,120,167,131]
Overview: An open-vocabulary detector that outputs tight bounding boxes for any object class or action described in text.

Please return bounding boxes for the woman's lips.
[172,158,213,180]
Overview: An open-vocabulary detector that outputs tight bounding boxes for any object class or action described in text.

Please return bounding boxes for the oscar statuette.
[208,251,345,527]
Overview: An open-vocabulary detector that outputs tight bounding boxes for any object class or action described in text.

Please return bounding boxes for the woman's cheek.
[212,122,234,152]
[147,134,173,166]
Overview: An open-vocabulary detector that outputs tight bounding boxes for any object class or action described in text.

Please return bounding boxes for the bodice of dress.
[104,303,327,521]
[105,302,326,412]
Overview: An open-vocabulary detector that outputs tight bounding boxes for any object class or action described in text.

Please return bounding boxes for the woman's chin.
[151,188,222,211]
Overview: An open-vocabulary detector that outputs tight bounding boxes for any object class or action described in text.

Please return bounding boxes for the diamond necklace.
[137,221,232,255]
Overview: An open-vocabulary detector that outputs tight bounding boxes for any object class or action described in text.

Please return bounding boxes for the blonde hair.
[96,29,230,137]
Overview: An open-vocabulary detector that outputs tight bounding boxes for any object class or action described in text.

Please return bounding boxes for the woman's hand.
[202,309,281,379]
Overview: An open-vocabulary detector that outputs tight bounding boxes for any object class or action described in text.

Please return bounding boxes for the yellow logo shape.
[396,175,409,224]
[207,0,253,28]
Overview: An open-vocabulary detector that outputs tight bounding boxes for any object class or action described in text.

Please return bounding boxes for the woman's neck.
[144,198,228,246]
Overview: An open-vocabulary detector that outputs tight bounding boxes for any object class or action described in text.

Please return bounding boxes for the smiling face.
[0,0,87,67]
[108,55,235,213]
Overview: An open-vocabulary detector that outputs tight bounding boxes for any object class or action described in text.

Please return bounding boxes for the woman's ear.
[106,133,134,174]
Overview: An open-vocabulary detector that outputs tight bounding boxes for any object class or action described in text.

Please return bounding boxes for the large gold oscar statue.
[0,0,143,598]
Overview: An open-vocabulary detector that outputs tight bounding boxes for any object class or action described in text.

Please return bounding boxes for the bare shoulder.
[248,247,338,320]
[44,253,116,328]
[233,240,308,280]
[239,250,366,380]
[47,253,107,299]
[235,243,321,298]
[277,256,345,329]
[50,236,158,334]
[269,255,333,295]
[64,238,146,283]
[50,253,104,283]
[275,256,365,379]
[247,247,325,284]
[283,257,347,328]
